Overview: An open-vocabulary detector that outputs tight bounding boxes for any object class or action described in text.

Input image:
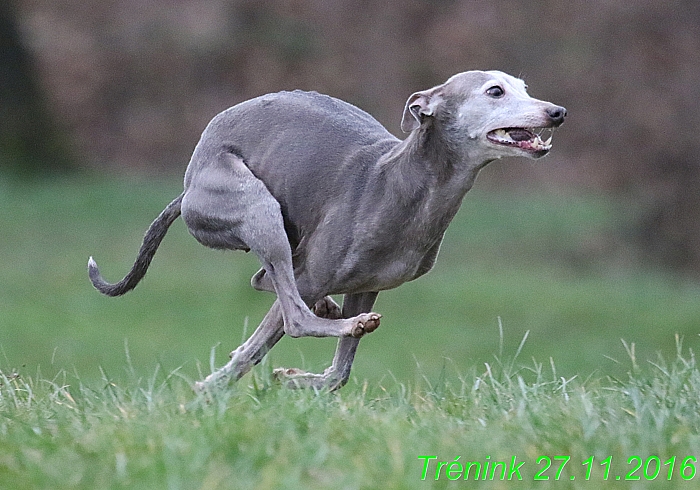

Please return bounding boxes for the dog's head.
[401,70,566,160]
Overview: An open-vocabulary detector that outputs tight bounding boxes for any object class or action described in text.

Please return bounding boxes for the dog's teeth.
[544,136,552,146]
[495,129,514,142]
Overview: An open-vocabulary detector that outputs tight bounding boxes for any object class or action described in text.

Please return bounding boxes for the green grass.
[1,176,699,384]
[1,175,700,488]
[2,339,700,489]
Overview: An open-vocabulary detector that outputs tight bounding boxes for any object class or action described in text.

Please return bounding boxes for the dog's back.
[185,90,400,246]
[188,90,397,181]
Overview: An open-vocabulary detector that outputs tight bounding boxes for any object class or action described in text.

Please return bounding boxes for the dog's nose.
[546,105,567,126]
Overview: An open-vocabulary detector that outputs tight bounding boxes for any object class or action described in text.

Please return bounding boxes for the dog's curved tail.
[88,193,184,297]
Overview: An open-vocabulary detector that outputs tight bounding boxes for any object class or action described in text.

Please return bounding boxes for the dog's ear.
[401,88,443,133]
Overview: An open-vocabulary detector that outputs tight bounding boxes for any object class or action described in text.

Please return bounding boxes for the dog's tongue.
[508,128,533,141]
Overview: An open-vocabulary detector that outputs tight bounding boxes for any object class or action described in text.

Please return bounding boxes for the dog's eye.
[486,86,504,98]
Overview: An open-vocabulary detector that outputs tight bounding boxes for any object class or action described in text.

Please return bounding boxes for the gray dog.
[89,70,566,391]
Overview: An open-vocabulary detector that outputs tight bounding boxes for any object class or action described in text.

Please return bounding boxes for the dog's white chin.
[485,142,551,160]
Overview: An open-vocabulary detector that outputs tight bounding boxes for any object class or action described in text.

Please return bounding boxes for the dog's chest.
[332,235,440,293]
[373,253,431,290]
[308,194,458,294]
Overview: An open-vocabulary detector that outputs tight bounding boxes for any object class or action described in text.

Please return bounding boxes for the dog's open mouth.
[486,127,553,155]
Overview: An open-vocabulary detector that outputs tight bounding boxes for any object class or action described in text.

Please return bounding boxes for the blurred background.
[2,0,700,385]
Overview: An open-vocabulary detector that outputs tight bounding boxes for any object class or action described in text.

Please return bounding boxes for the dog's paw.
[350,313,382,338]
[273,367,339,390]
[312,296,342,319]
[193,379,216,403]
[272,367,307,380]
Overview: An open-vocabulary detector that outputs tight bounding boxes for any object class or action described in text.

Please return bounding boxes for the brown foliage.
[11,0,700,272]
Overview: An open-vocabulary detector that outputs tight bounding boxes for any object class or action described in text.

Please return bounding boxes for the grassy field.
[2,342,700,488]
[1,176,700,488]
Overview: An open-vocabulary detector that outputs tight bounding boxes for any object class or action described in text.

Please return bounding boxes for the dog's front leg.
[274,292,378,390]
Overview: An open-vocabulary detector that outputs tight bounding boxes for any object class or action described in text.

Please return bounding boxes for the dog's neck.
[367,129,488,244]
[379,127,487,205]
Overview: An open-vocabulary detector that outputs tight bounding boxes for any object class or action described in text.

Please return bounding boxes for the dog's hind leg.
[186,150,381,391]
[183,149,380,341]
[274,292,378,390]
[195,300,285,392]
[195,295,351,392]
